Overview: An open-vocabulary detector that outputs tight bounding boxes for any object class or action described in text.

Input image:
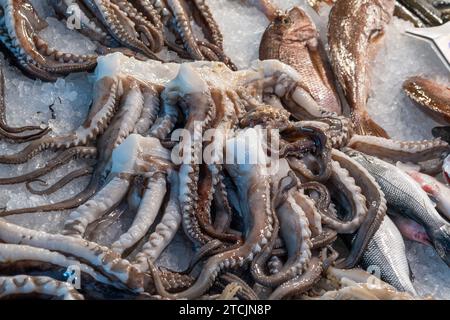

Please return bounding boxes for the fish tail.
[351,112,390,138]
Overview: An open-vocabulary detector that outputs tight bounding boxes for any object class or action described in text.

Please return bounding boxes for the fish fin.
[352,112,390,138]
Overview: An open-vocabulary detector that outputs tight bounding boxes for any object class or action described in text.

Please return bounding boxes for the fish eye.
[275,15,291,25]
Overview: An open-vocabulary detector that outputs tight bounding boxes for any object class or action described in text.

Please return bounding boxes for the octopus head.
[111,134,172,176]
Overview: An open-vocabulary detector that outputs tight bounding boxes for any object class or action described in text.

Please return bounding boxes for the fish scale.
[348,149,450,266]
[349,151,444,230]
[360,215,417,295]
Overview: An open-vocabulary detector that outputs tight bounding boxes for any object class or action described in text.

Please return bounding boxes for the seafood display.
[0,0,449,301]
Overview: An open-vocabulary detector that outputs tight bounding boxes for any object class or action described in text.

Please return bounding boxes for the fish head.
[259,7,316,59]
[280,7,317,42]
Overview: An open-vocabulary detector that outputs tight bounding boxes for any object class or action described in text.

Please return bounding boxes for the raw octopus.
[0,0,449,301]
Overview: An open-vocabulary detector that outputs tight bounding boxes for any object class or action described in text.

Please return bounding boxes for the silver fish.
[360,215,417,295]
[347,149,450,266]
[397,162,450,221]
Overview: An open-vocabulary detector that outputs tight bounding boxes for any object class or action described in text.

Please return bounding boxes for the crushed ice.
[0,0,449,298]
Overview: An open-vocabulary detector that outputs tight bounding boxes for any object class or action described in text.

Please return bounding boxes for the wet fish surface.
[328,0,395,137]
[347,149,450,266]
[390,213,432,246]
[360,215,417,295]
[404,76,450,125]
[397,162,450,220]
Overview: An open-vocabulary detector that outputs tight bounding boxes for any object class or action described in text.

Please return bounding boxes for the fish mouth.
[431,224,450,266]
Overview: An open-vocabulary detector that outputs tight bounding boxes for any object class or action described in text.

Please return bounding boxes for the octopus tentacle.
[85,0,161,59]
[0,0,97,80]
[252,183,312,287]
[300,182,345,246]
[317,116,353,149]
[151,131,274,299]
[0,178,98,216]
[111,171,167,254]
[320,160,368,233]
[107,77,146,147]
[135,21,163,54]
[173,87,217,246]
[133,172,181,271]
[0,219,144,290]
[0,275,84,300]
[91,77,147,177]
[0,68,49,141]
[51,0,118,47]
[166,0,204,60]
[198,91,240,239]
[0,135,63,164]
[197,42,220,62]
[130,0,164,30]
[62,173,133,238]
[187,239,223,272]
[216,282,242,300]
[0,243,123,289]
[194,164,218,242]
[293,187,323,237]
[332,149,387,268]
[348,135,450,167]
[0,76,119,164]
[219,272,259,300]
[112,0,164,53]
[31,39,97,77]
[268,256,323,300]
[164,38,192,59]
[254,62,335,120]
[196,40,237,71]
[196,165,241,245]
[146,267,195,293]
[148,100,179,139]
[212,174,235,233]
[310,229,338,250]
[26,166,94,195]
[0,0,97,81]
[0,122,49,143]
[0,77,145,216]
[133,83,162,135]
[270,229,338,257]
[0,146,97,185]
[93,135,172,251]
[188,0,223,49]
[282,121,332,182]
